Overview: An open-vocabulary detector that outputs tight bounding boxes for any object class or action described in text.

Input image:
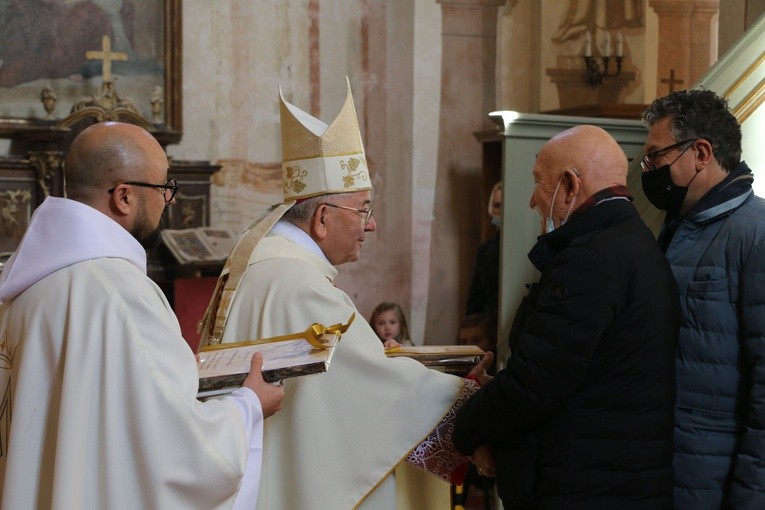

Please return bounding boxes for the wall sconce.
[582,31,623,87]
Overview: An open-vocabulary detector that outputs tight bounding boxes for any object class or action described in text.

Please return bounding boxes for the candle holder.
[582,55,623,87]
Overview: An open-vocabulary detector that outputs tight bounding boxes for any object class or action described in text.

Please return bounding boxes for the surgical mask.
[641,147,700,217]
[545,174,576,234]
[491,215,501,227]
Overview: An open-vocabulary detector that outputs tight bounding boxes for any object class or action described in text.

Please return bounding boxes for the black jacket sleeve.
[454,244,618,454]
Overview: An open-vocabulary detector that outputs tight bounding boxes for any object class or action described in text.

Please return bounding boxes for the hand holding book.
[242,351,284,418]
[197,313,355,398]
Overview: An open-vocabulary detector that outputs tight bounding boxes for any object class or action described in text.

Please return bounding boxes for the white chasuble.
[219,233,468,509]
[0,197,263,509]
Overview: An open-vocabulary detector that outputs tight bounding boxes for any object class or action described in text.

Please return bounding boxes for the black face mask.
[641,163,689,218]
[641,141,699,217]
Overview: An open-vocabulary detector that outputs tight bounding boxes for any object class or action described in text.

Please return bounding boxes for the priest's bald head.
[65,121,174,248]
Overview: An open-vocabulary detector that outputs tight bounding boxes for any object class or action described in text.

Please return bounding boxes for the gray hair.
[282,193,346,226]
[642,89,742,172]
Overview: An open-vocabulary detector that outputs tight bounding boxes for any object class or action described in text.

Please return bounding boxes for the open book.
[385,345,484,376]
[160,227,238,265]
[197,314,355,398]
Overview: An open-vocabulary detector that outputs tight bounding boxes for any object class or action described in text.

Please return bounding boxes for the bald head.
[538,125,628,198]
[65,122,166,205]
[530,125,630,234]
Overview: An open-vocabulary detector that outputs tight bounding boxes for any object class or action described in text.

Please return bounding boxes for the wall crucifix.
[660,69,684,93]
[85,35,128,84]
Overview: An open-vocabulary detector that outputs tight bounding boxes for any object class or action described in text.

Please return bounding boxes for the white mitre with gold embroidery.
[279,78,372,202]
[199,79,371,345]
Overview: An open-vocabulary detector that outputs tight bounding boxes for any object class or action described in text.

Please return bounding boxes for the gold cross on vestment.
[85,35,128,83]
[660,69,684,93]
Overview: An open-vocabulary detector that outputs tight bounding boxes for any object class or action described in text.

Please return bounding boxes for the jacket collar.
[528,190,634,272]
[658,161,754,249]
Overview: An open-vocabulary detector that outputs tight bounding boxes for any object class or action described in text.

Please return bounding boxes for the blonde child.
[369,302,413,348]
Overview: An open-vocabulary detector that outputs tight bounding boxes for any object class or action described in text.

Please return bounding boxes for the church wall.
[497,1,652,113]
[337,0,416,331]
[643,3,660,103]
[167,0,756,348]
[1,0,750,346]
[424,0,506,345]
[410,2,443,343]
[497,0,540,111]
[719,0,765,57]
[168,0,438,340]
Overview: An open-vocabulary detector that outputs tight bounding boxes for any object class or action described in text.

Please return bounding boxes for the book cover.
[197,313,354,398]
[161,227,238,265]
[385,345,484,376]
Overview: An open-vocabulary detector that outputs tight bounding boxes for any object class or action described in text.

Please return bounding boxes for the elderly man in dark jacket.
[453,125,680,510]
[641,89,765,510]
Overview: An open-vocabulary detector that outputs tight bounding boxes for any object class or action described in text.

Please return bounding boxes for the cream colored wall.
[498,0,652,112]
[164,0,760,348]
[497,0,539,111]
[169,0,441,339]
[410,1,442,343]
[643,2,659,102]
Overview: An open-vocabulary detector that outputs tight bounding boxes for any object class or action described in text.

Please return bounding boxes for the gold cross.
[660,69,684,93]
[85,35,128,83]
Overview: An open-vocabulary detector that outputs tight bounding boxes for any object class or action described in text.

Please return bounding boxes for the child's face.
[373,310,401,341]
[458,325,492,352]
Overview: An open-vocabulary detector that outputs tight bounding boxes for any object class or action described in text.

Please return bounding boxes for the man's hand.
[469,444,496,477]
[242,352,284,418]
[469,351,494,386]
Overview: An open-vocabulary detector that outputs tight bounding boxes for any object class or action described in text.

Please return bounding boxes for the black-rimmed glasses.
[641,139,698,171]
[108,178,179,203]
[322,202,374,224]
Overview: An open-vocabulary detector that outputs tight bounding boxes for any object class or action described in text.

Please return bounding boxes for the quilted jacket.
[454,195,680,510]
[662,162,765,510]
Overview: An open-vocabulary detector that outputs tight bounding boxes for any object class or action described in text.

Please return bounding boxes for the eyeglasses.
[641,139,698,171]
[322,202,374,224]
[108,178,179,203]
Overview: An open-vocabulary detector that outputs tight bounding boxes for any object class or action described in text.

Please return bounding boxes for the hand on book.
[468,351,495,387]
[242,352,285,418]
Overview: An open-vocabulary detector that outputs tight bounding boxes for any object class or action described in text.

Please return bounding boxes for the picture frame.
[0,0,182,138]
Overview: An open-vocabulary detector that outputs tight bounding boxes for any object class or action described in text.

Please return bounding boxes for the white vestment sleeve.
[227,387,265,510]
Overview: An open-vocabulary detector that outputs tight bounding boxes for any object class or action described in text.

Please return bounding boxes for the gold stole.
[198,202,293,348]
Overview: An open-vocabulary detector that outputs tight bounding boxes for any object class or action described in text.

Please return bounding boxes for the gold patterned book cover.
[197,314,354,398]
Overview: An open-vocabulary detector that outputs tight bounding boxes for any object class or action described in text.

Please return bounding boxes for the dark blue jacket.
[454,195,679,509]
[662,162,765,510]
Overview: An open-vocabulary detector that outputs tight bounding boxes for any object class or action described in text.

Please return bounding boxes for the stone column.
[688,1,720,85]
[426,0,506,344]
[649,0,719,96]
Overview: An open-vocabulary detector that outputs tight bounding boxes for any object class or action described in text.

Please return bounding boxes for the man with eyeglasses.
[641,89,765,510]
[200,82,490,508]
[0,121,284,509]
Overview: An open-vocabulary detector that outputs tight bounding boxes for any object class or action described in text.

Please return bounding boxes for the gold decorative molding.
[723,51,765,101]
[28,151,63,198]
[58,81,151,131]
[0,189,32,233]
[733,77,765,125]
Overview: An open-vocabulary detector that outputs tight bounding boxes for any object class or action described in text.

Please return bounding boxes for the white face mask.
[545,174,577,234]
